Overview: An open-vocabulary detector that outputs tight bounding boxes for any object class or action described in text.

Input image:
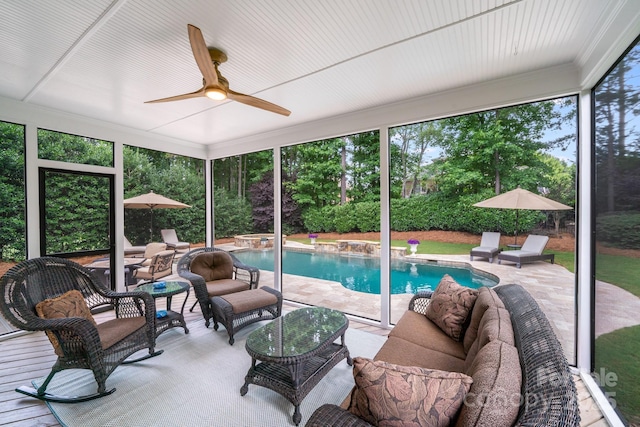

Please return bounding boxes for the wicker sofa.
[306,283,579,427]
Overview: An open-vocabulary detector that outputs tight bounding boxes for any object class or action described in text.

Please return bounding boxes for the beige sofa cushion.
[375,336,466,373]
[456,341,522,427]
[425,275,478,341]
[348,357,472,427]
[389,310,466,360]
[463,286,505,353]
[464,307,515,371]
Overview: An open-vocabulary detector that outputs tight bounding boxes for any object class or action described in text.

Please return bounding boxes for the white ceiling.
[1,0,639,150]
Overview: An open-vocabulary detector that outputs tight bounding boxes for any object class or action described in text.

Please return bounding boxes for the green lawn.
[595,253,640,298]
[595,325,640,425]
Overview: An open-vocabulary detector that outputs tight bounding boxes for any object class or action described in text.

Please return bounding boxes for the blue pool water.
[233,250,498,294]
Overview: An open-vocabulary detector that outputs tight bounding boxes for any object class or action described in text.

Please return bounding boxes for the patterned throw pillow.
[35,289,97,357]
[348,357,473,427]
[425,275,479,341]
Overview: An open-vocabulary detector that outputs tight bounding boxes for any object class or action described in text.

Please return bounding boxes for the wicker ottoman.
[210,287,282,345]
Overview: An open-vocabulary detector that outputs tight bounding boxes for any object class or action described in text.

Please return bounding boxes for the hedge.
[301,192,543,235]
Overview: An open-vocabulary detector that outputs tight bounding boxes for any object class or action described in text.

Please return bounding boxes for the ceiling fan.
[145,24,291,116]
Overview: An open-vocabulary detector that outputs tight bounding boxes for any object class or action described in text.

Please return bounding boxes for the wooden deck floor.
[0,289,608,427]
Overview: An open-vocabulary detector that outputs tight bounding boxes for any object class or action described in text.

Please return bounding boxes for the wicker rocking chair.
[0,257,163,403]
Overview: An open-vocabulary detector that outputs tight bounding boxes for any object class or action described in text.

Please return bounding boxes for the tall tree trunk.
[606,120,616,212]
[341,144,347,204]
[617,64,626,158]
[494,151,501,194]
[237,155,242,198]
[242,155,247,199]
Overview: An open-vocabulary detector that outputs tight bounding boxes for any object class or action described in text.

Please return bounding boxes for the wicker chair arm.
[408,290,433,315]
[35,316,104,357]
[177,269,208,302]
[305,404,374,427]
[231,260,260,289]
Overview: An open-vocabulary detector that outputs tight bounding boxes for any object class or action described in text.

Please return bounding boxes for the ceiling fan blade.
[144,87,206,103]
[187,24,218,86]
[227,89,291,116]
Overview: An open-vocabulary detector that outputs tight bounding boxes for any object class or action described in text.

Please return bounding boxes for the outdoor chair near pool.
[139,242,168,266]
[177,247,260,327]
[124,236,146,257]
[498,234,554,268]
[130,250,175,289]
[0,257,162,403]
[469,231,502,263]
[161,229,190,252]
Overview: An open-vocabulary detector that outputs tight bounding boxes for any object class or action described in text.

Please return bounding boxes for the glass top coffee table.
[136,280,190,338]
[241,306,352,426]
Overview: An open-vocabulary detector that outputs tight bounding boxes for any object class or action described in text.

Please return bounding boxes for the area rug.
[39,318,386,427]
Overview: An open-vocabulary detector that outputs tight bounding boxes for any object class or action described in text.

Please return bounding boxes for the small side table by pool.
[506,244,522,250]
[136,280,190,337]
[241,307,351,426]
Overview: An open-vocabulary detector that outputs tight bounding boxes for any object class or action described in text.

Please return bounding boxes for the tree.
[594,47,640,212]
[249,172,303,234]
[435,101,566,196]
[0,122,25,260]
[283,139,344,209]
[390,121,442,197]
[538,153,575,235]
[348,131,380,202]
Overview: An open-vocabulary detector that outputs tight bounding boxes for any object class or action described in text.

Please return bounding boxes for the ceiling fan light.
[205,87,227,100]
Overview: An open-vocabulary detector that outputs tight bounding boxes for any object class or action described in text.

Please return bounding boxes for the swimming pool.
[232,250,498,294]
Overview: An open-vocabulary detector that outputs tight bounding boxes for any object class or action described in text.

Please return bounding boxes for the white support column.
[576,89,592,372]
[273,148,282,292]
[25,124,40,259]
[380,127,391,328]
[114,140,125,292]
[205,159,213,247]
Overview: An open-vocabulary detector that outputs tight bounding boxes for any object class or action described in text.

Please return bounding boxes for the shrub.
[596,212,640,249]
[302,205,336,232]
[354,201,380,232]
[334,204,357,233]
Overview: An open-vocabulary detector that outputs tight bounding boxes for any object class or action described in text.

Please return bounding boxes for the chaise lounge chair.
[124,236,146,257]
[497,234,554,268]
[470,231,502,263]
[161,229,190,252]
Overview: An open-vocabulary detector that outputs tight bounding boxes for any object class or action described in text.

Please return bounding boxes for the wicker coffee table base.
[241,339,351,426]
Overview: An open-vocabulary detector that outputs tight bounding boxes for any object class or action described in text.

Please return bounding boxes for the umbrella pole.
[514,210,519,245]
[150,209,154,242]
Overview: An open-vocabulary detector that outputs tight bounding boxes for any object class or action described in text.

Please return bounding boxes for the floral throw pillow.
[348,357,472,427]
[425,274,479,341]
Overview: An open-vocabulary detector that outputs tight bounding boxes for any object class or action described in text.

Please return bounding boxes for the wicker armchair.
[177,247,260,327]
[0,257,162,403]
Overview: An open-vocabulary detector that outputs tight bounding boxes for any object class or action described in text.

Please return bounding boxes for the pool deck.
[216,242,640,365]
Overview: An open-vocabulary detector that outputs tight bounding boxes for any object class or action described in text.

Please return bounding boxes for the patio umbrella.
[473,187,572,245]
[123,191,191,241]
